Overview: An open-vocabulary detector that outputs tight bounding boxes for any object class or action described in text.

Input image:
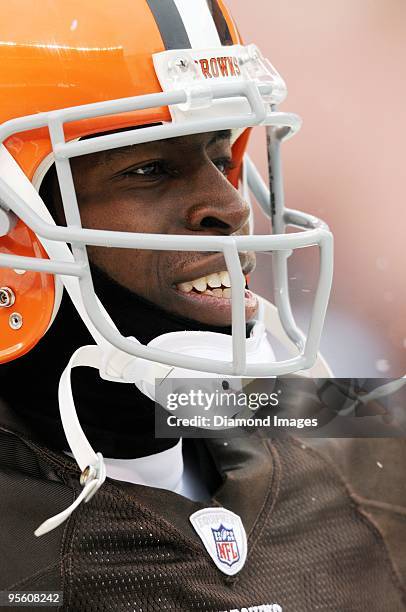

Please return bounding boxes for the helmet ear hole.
[38,162,65,226]
[0,219,55,363]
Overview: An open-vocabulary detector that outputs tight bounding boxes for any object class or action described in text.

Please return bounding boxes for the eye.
[120,160,179,182]
[131,161,164,176]
[213,157,235,176]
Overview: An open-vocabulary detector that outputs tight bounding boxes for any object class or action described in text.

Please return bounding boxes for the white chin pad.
[126,322,275,401]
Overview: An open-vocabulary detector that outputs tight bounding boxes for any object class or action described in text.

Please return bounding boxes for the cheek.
[79,203,152,233]
[76,189,181,299]
[87,245,160,299]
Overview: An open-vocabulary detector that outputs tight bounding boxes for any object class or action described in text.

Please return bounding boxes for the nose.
[184,167,250,235]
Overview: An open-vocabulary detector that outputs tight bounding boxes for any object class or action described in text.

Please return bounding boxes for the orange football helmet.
[0,0,260,362]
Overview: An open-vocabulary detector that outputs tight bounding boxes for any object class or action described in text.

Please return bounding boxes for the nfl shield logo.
[189,507,247,576]
[212,524,240,567]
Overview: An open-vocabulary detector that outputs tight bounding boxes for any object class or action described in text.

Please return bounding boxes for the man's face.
[65,130,258,327]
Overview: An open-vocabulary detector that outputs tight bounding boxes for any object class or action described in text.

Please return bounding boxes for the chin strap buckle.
[35,452,106,537]
[33,342,144,538]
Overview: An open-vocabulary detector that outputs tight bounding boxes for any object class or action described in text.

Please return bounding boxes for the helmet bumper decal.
[152,44,288,123]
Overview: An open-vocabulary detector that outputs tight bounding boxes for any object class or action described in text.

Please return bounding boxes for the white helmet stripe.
[173,0,222,48]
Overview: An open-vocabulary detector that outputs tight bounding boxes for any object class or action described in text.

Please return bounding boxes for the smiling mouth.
[175,270,236,298]
[172,269,258,321]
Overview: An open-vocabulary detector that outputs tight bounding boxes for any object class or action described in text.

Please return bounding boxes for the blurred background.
[229,0,406,377]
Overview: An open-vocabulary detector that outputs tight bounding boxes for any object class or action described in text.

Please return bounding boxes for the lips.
[169,253,258,325]
[173,269,258,323]
[173,285,258,324]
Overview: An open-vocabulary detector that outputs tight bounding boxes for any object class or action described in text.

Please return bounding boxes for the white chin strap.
[35,322,275,537]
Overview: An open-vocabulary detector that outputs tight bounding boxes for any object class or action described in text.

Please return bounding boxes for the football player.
[0,1,404,610]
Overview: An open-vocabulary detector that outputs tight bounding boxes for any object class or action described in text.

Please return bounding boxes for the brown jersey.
[0,400,405,611]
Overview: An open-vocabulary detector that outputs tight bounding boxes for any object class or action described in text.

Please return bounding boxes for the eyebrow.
[96,129,232,163]
[207,130,232,146]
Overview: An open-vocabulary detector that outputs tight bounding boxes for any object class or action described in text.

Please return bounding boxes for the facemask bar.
[0,80,333,376]
[245,127,333,354]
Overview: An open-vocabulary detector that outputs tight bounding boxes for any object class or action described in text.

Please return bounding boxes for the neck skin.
[0,265,250,460]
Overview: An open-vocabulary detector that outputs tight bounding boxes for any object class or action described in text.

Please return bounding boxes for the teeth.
[220,271,231,287]
[206,272,222,288]
[178,282,193,293]
[201,288,232,299]
[177,282,233,299]
[177,270,233,294]
[192,277,207,292]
